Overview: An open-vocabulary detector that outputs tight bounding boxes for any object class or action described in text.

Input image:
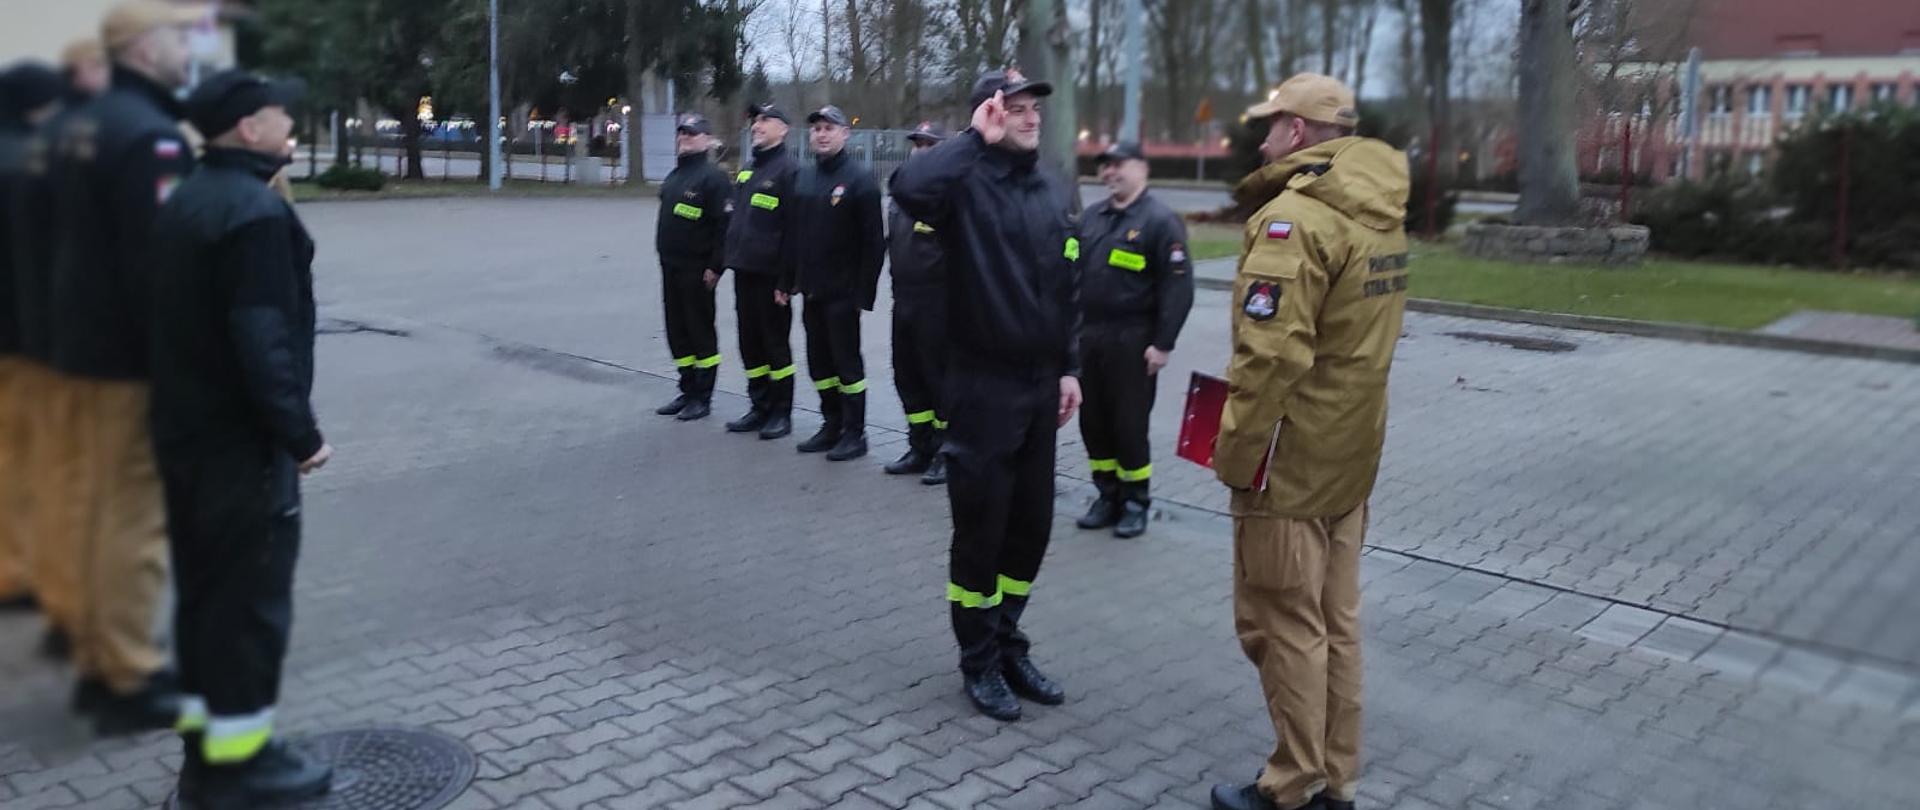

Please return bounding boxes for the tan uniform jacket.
[1216,137,1411,518]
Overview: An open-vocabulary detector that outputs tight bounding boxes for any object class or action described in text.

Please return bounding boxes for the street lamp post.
[487,0,502,190]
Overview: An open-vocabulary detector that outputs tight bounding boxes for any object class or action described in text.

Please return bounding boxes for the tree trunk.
[1086,0,1103,135]
[1320,0,1338,76]
[1395,0,1418,102]
[1419,0,1455,183]
[400,115,426,180]
[1278,0,1306,78]
[1019,0,1077,204]
[624,34,648,186]
[1515,0,1580,225]
[1244,0,1269,91]
[820,0,833,90]
[842,0,868,86]
[1351,1,1378,100]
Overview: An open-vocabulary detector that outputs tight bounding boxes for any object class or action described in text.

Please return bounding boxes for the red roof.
[1689,0,1920,59]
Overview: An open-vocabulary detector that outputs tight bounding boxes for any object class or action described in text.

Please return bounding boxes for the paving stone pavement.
[3,197,1916,810]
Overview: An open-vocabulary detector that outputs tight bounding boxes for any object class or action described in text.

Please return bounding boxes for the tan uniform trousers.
[33,375,170,693]
[1232,501,1366,809]
[0,356,32,600]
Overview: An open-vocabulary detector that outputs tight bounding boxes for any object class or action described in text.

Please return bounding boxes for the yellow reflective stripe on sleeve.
[814,376,842,391]
[673,202,703,220]
[736,170,753,183]
[1117,463,1153,482]
[203,710,274,764]
[838,379,867,395]
[932,418,949,430]
[750,193,780,210]
[906,410,936,424]
[745,365,772,379]
[769,365,797,380]
[694,355,723,369]
[912,221,935,234]
[673,355,696,368]
[1088,458,1119,473]
[1064,237,1080,261]
[996,574,1032,597]
[946,582,1003,609]
[1108,249,1147,271]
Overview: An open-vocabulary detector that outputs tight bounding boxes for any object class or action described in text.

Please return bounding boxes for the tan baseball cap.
[102,0,207,51]
[1243,73,1359,128]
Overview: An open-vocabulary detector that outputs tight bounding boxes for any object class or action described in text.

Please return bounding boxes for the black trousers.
[1078,323,1157,504]
[733,272,794,413]
[802,295,865,399]
[945,367,1058,676]
[892,290,948,436]
[161,441,299,723]
[662,264,719,397]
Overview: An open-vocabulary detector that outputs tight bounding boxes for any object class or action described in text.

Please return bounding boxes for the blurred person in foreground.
[62,39,112,99]
[1208,73,1410,810]
[150,69,333,808]
[38,0,204,735]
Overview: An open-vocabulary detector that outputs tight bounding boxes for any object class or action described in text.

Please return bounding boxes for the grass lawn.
[1410,243,1920,330]
[1187,222,1244,261]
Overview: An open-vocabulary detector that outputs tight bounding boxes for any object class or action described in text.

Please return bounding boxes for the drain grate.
[165,727,475,810]
[1444,330,1579,353]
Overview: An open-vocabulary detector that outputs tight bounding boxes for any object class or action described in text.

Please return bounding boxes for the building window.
[1828,84,1854,112]
[1747,85,1772,116]
[1784,85,1810,118]
[1709,86,1732,116]
[1872,83,1898,103]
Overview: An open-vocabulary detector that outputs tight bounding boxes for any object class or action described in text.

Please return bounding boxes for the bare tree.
[1348,0,1380,99]
[1419,0,1458,182]
[1515,0,1579,223]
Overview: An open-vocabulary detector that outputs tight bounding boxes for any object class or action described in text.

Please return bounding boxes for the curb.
[1192,276,1920,365]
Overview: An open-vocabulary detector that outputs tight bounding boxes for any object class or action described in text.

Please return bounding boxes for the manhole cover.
[165,727,474,810]
[1444,330,1579,353]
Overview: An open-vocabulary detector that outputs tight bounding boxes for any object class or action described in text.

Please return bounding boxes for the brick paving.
[3,197,1917,809]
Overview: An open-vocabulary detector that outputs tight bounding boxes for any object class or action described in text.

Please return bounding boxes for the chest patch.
[1243,281,1279,321]
[1266,220,1294,240]
[1126,228,1140,241]
[831,184,846,206]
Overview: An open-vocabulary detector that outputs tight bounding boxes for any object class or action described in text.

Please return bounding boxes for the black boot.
[826,392,868,461]
[1076,474,1123,530]
[885,423,933,474]
[1114,499,1150,539]
[1002,655,1065,705]
[759,377,794,439]
[727,377,768,432]
[176,732,205,803]
[676,398,711,421]
[677,368,714,421]
[797,389,842,452]
[921,454,948,485]
[656,393,690,416]
[964,669,1021,722]
[197,740,332,809]
[88,672,183,737]
[1210,783,1280,810]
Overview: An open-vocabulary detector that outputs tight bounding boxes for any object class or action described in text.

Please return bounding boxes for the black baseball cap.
[806,105,850,126]
[746,101,789,123]
[675,112,712,135]
[968,68,1052,111]
[1,62,64,117]
[185,69,304,139]
[905,121,947,143]
[1095,141,1145,164]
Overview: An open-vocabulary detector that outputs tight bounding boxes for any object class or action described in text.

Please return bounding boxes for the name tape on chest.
[673,202,703,220]
[1107,248,1147,272]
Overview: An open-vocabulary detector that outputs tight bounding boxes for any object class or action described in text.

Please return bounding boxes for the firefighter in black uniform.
[653,113,731,422]
[149,70,333,808]
[891,70,1081,722]
[721,102,799,439]
[883,122,951,485]
[784,105,885,460]
[1073,142,1193,539]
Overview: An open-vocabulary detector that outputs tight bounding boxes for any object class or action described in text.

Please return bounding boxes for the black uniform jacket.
[721,141,798,278]
[1077,190,1195,351]
[656,150,733,271]
[782,147,884,309]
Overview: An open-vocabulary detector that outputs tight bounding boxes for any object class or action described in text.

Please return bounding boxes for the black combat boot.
[1114,498,1150,539]
[885,423,934,474]
[759,377,794,439]
[1209,783,1281,810]
[727,377,769,432]
[964,669,1021,722]
[1076,473,1122,530]
[826,392,868,461]
[676,368,714,421]
[87,671,183,736]
[797,389,842,452]
[195,740,332,810]
[656,393,690,416]
[921,429,948,485]
[1001,655,1065,705]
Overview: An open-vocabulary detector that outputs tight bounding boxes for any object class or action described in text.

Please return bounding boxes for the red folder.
[1176,371,1272,491]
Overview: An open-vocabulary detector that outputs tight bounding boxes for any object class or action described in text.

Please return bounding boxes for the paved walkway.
[3,197,1917,810]
[1759,310,1920,352]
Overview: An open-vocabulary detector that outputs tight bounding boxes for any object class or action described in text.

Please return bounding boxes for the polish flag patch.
[154,139,183,159]
[1265,220,1293,240]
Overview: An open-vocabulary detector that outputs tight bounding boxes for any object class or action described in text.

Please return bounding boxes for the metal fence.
[735,128,920,189]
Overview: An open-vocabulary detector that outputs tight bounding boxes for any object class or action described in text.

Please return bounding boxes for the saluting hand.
[1057,376,1082,427]
[973,91,1008,145]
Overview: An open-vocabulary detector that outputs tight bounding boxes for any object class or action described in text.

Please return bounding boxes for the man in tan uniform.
[1209,74,1410,810]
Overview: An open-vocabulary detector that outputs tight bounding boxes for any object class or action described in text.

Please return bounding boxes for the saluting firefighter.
[891,69,1080,722]
[783,105,885,460]
[653,112,731,422]
[720,102,800,440]
[1072,142,1193,539]
[1208,74,1410,810]
[882,121,951,485]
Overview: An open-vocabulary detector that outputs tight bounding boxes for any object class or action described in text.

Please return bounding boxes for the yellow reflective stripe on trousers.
[673,202,703,220]
[996,574,1032,597]
[1063,237,1080,261]
[906,410,935,425]
[673,355,696,368]
[694,355,723,369]
[814,376,841,391]
[750,193,780,210]
[933,418,949,430]
[1117,464,1153,482]
[203,709,274,764]
[1088,458,1119,473]
[838,379,867,395]
[175,696,208,733]
[1108,248,1147,271]
[769,365,797,380]
[745,365,772,379]
[946,582,1003,609]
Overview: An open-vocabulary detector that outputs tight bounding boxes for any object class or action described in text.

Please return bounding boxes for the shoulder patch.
[154,139,183,159]
[1243,281,1279,321]
[1265,220,1293,240]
